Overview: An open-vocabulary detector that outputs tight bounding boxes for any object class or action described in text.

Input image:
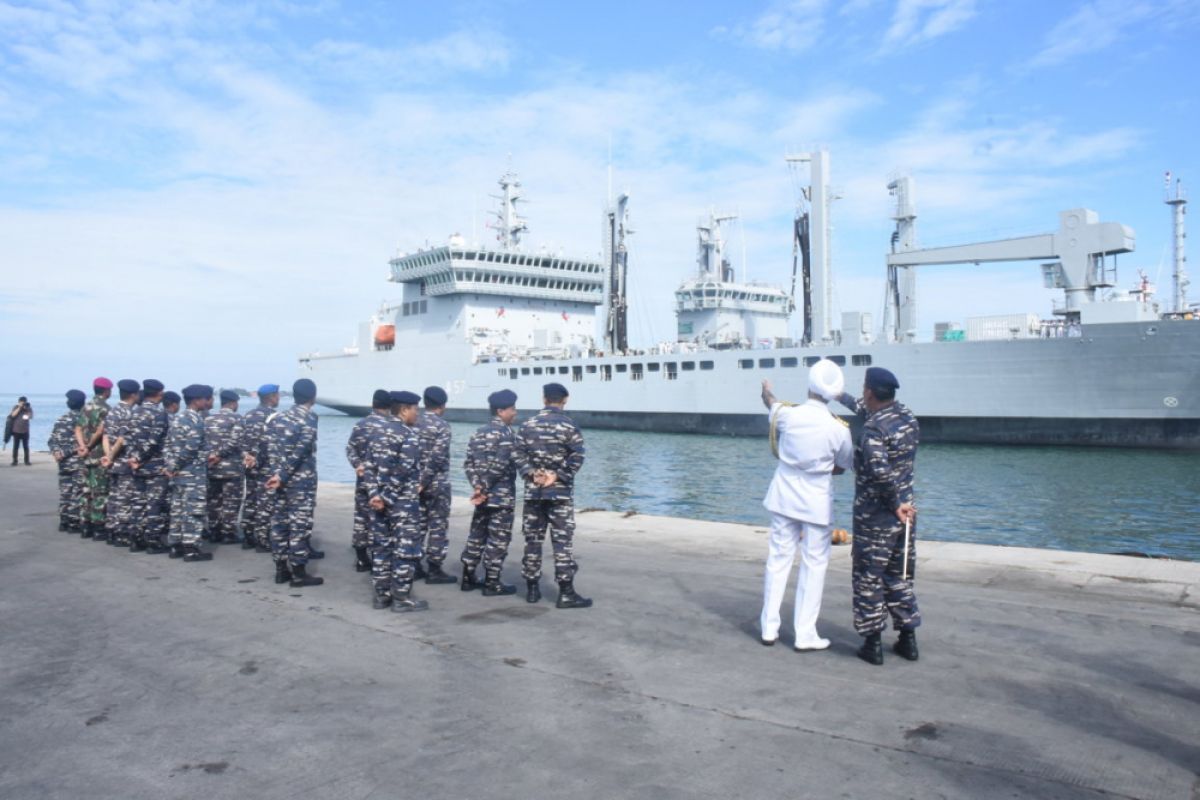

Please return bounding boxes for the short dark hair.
[872,386,896,402]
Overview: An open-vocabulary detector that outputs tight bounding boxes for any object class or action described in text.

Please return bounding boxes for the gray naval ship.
[301,155,1199,449]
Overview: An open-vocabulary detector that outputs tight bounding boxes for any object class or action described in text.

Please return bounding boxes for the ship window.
[572,366,583,382]
[631,364,643,380]
[558,366,569,375]
[419,300,427,313]
[738,359,754,369]
[803,356,821,367]
[533,367,543,375]
[781,357,798,368]
[601,365,612,382]
[465,252,476,260]
[402,302,410,316]
[759,358,775,368]
[852,354,872,366]
[699,361,714,370]
[681,361,695,371]
[419,281,427,296]
[664,362,678,379]
[509,369,518,379]
[586,365,597,374]
[829,356,846,366]
[521,368,530,375]
[646,362,660,372]
[615,363,627,373]
[497,369,506,377]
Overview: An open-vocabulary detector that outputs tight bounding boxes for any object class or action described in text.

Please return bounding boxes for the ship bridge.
[389,245,605,306]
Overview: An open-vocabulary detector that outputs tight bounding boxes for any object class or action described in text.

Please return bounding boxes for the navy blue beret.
[117,379,141,394]
[391,390,421,406]
[66,389,86,410]
[182,384,213,401]
[488,389,517,409]
[423,386,448,407]
[372,389,392,408]
[257,383,280,396]
[142,379,164,394]
[163,391,181,405]
[543,382,569,401]
[293,379,317,403]
[865,367,900,391]
[219,389,240,404]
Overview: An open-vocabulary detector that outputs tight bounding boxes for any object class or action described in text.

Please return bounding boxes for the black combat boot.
[412,561,428,581]
[461,565,483,592]
[241,537,257,550]
[354,546,371,573]
[525,579,541,604]
[289,564,323,588]
[391,592,429,613]
[857,633,884,665]
[128,538,147,553]
[274,561,292,584]
[304,544,325,559]
[145,541,169,555]
[372,593,392,610]
[894,629,919,661]
[58,516,68,532]
[219,534,239,545]
[182,546,213,562]
[555,580,593,609]
[168,544,185,559]
[482,576,517,596]
[80,523,94,539]
[424,562,457,585]
[255,542,272,554]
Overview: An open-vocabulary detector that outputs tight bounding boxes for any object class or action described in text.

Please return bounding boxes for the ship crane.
[883,183,1135,342]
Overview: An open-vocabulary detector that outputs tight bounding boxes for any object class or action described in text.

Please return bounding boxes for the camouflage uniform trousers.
[418,479,452,565]
[207,476,245,541]
[57,463,85,530]
[241,469,269,547]
[367,504,397,599]
[105,471,139,544]
[138,472,170,547]
[270,480,316,568]
[352,477,371,549]
[461,504,515,581]
[168,473,207,548]
[851,511,921,635]
[385,498,422,598]
[521,499,578,583]
[81,460,109,526]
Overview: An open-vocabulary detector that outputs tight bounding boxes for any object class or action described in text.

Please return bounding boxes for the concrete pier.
[1,460,1197,799]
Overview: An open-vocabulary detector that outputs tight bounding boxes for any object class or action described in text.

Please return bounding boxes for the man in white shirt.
[759,359,854,651]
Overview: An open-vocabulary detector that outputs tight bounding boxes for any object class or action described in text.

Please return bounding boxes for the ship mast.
[1165,172,1189,313]
[604,193,632,354]
[785,151,834,344]
[492,169,528,251]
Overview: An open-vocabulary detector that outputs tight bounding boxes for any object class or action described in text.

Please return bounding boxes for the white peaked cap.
[807,358,845,400]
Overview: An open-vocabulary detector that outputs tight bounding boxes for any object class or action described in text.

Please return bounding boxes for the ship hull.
[305,319,1200,450]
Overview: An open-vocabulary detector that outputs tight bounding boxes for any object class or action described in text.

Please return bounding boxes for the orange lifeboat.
[374,324,395,349]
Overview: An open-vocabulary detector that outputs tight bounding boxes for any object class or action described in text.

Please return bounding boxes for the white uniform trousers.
[760,513,831,644]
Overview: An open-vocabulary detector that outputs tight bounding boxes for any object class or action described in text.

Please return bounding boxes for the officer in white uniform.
[759,359,854,651]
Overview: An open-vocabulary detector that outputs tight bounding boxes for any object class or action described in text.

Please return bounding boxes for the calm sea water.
[10,394,1198,560]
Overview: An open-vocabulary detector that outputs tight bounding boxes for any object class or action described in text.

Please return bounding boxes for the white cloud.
[712,0,829,53]
[880,0,976,52]
[1023,0,1197,70]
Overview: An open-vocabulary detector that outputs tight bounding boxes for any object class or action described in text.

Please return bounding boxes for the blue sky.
[1,0,1197,394]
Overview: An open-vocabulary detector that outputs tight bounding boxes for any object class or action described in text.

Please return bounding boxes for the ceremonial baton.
[902,517,912,581]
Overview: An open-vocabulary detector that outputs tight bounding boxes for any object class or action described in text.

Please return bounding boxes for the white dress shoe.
[793,637,831,652]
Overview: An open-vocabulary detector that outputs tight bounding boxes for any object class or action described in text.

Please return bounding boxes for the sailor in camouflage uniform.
[416,386,456,584]
[101,379,142,547]
[206,390,246,544]
[346,389,394,573]
[159,390,182,536]
[240,384,279,552]
[48,389,88,533]
[515,382,591,608]
[164,384,214,562]
[128,379,170,553]
[835,367,921,665]
[364,390,426,611]
[74,377,112,539]
[264,379,323,588]
[461,389,520,596]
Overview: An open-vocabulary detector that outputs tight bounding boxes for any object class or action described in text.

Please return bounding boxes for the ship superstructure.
[301,157,1200,449]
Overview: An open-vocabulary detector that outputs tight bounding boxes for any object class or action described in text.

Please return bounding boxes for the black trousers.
[10,433,29,464]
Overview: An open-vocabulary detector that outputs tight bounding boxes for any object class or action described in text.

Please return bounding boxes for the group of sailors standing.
[45,375,592,613]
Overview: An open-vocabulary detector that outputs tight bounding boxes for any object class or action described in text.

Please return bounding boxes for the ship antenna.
[1165,171,1189,313]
